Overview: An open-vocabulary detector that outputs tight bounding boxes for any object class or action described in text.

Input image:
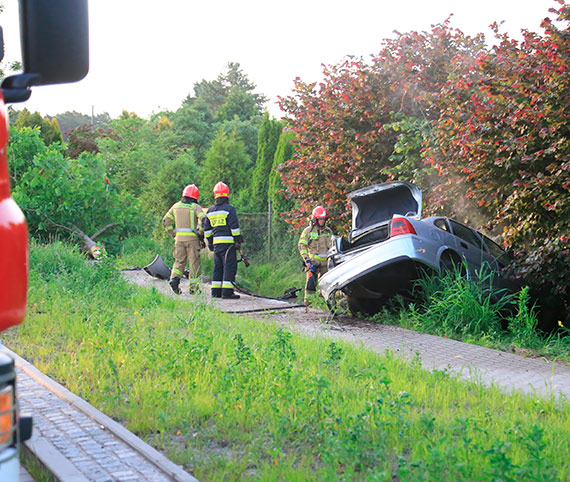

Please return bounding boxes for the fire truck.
[0,0,89,478]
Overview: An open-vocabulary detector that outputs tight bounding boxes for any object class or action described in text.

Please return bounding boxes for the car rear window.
[434,218,449,232]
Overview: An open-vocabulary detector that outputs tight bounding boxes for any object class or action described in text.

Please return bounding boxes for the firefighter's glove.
[169,230,176,238]
[207,242,214,252]
[305,259,316,272]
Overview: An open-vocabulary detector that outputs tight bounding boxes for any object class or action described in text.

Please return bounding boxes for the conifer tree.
[250,113,283,211]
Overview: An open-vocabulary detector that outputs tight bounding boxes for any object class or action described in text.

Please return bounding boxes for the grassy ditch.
[4,242,570,481]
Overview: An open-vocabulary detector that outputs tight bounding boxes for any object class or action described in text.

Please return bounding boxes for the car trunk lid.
[349,181,422,242]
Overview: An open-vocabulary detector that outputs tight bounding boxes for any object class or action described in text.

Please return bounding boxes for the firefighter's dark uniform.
[202,197,243,298]
[298,222,333,302]
[163,197,205,292]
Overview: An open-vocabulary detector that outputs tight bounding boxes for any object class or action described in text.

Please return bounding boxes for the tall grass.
[378,267,570,361]
[5,242,570,481]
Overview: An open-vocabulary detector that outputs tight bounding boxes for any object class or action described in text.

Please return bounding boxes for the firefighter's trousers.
[212,244,237,298]
[171,237,201,291]
[304,263,328,303]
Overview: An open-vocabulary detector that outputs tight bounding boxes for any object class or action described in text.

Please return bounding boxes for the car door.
[448,220,487,274]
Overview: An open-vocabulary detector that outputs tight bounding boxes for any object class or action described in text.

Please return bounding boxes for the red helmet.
[312,206,328,220]
[213,182,229,198]
[182,184,199,199]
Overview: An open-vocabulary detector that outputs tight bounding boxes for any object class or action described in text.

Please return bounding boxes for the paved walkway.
[9,348,197,482]
[252,307,570,399]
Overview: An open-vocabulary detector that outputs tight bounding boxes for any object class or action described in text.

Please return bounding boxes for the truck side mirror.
[1,0,89,103]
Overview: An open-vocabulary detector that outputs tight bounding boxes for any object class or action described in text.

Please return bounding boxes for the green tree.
[250,113,283,210]
[269,129,296,219]
[268,129,297,255]
[216,86,260,122]
[14,108,63,145]
[183,62,266,118]
[200,129,250,205]
[9,127,146,250]
[54,110,111,141]
[141,151,201,221]
[216,116,261,164]
[96,114,172,196]
[171,98,215,163]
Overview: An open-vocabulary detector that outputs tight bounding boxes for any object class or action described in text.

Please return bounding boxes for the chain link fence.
[237,202,298,260]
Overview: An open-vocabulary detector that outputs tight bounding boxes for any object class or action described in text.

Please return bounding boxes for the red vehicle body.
[0,104,28,333]
[0,1,89,477]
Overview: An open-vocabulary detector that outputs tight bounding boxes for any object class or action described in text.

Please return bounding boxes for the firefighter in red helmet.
[202,182,243,299]
[298,206,333,304]
[163,184,205,294]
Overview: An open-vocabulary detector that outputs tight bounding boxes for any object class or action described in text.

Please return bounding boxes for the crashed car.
[319,181,513,315]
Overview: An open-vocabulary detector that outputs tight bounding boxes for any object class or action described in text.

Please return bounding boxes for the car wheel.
[439,252,465,276]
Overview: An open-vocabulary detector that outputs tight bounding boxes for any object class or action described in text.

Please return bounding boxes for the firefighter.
[298,206,333,304]
[202,182,243,299]
[163,184,205,294]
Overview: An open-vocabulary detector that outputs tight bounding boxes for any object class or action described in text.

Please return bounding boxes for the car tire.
[439,252,465,276]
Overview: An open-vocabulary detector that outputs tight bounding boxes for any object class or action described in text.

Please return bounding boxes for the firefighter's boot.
[169,277,181,295]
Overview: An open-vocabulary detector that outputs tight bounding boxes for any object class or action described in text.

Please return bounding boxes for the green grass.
[235,256,305,298]
[21,449,54,482]
[5,242,570,481]
[372,267,570,363]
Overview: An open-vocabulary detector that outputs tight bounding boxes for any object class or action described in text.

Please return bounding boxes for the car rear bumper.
[319,236,437,301]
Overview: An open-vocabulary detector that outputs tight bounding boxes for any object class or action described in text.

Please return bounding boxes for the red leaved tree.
[427,3,570,307]
[278,20,487,230]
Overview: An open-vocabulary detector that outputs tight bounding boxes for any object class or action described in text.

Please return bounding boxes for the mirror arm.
[1,73,40,103]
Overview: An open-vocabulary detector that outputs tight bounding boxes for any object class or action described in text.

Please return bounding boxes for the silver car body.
[319,182,510,309]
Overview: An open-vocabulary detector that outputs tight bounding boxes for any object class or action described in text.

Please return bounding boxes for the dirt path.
[122,270,570,399]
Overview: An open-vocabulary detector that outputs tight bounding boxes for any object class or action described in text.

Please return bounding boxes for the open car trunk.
[345,181,422,250]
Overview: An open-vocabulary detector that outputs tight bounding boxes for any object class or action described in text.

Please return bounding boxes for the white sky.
[0,0,555,119]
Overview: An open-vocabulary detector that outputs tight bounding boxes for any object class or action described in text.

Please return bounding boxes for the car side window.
[449,220,483,249]
[434,218,449,232]
[482,234,511,266]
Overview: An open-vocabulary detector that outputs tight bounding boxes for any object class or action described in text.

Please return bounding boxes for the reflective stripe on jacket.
[163,201,205,240]
[203,200,243,245]
[298,223,333,263]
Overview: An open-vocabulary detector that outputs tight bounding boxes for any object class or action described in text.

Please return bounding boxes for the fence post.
[268,199,272,260]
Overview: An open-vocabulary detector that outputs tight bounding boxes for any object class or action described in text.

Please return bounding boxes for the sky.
[0,0,557,120]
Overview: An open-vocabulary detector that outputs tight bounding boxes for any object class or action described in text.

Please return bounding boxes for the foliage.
[425,4,570,308]
[268,129,298,254]
[140,150,201,220]
[250,113,283,211]
[54,110,111,141]
[216,86,261,122]
[216,115,261,164]
[278,21,487,231]
[9,127,147,250]
[170,98,215,163]
[200,128,250,205]
[66,123,117,159]
[184,62,266,119]
[14,108,63,145]
[6,242,570,481]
